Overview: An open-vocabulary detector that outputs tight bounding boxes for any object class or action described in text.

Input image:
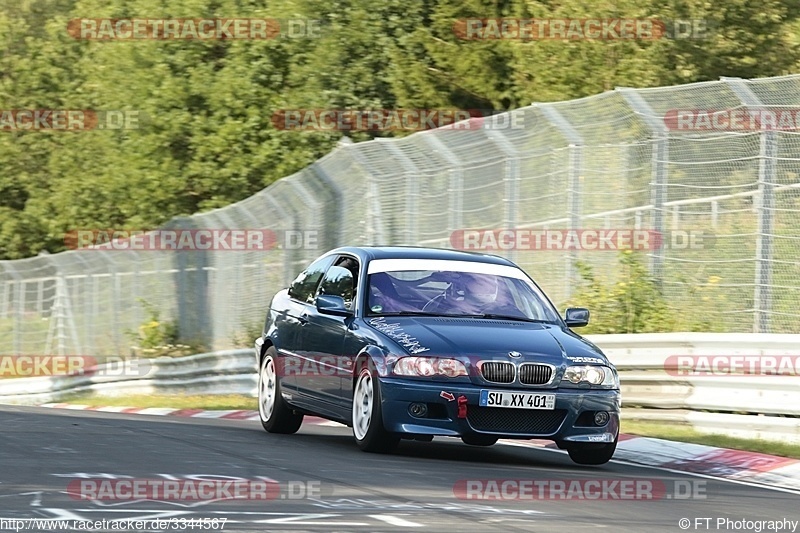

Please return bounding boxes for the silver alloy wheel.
[353,372,373,440]
[259,357,276,422]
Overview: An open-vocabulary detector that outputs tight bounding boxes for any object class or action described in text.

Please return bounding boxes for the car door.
[296,255,359,414]
[280,255,335,393]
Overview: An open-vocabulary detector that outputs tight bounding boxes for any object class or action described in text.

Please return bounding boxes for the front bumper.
[379,377,620,443]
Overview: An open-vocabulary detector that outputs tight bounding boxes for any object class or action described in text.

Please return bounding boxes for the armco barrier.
[595,332,800,443]
[0,349,256,405]
[0,334,797,442]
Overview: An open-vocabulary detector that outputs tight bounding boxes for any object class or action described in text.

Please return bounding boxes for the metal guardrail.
[0,349,256,405]
[594,333,800,443]
[595,333,800,418]
[0,334,797,442]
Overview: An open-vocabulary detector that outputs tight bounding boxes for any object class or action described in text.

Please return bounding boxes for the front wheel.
[258,347,303,434]
[566,436,618,465]
[352,365,400,453]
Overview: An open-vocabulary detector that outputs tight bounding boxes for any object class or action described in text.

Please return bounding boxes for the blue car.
[254,247,620,465]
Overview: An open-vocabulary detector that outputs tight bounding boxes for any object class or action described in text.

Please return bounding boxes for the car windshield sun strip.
[372,311,554,323]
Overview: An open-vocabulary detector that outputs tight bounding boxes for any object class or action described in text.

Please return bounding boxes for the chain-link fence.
[2,74,799,356]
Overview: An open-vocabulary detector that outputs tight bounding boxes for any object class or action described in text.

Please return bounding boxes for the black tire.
[352,364,400,453]
[462,434,498,447]
[258,347,303,434]
[566,436,618,465]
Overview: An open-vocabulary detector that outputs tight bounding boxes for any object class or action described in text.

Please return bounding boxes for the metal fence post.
[4,266,24,354]
[42,255,81,356]
[366,177,385,245]
[374,141,419,245]
[485,129,521,263]
[287,177,323,264]
[617,88,669,287]
[263,194,297,288]
[211,209,246,349]
[421,134,463,239]
[93,250,122,354]
[65,250,92,354]
[537,104,583,298]
[339,142,386,245]
[163,216,210,350]
[724,77,775,333]
[311,162,344,251]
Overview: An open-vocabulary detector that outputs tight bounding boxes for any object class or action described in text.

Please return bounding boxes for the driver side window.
[316,255,359,310]
[288,256,335,304]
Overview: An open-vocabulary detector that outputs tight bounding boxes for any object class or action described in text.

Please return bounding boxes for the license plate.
[479,390,555,410]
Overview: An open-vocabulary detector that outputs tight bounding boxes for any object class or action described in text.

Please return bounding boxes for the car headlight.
[562,365,618,387]
[393,357,468,378]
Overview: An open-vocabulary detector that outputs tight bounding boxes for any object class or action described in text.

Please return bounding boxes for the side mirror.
[565,307,590,328]
[316,294,352,317]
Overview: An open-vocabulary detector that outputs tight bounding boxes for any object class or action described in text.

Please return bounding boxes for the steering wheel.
[421,292,448,313]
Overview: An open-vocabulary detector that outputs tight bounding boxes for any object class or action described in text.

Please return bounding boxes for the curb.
[39,403,800,492]
[612,434,800,491]
[38,402,340,425]
[502,433,800,492]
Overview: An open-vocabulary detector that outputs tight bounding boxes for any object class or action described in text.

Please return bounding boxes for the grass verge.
[622,420,800,460]
[58,393,256,411]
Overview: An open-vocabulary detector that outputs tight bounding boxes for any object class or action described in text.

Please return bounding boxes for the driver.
[462,274,526,318]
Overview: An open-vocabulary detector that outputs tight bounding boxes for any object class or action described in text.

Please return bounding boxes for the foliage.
[125,299,198,357]
[565,251,674,333]
[230,319,264,348]
[565,251,733,333]
[1,0,799,259]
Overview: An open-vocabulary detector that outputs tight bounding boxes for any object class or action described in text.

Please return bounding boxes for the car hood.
[364,316,608,365]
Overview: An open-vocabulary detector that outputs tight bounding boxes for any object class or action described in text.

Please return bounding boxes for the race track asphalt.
[0,405,797,532]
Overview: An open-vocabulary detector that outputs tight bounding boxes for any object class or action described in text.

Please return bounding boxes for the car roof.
[327,246,517,267]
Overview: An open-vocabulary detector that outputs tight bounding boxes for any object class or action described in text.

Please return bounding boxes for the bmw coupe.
[254,247,620,465]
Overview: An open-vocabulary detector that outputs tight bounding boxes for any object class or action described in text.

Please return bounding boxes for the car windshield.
[366,268,560,323]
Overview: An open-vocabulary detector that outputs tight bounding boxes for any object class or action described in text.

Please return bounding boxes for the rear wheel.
[352,365,400,453]
[566,435,618,465]
[461,435,498,447]
[258,347,303,434]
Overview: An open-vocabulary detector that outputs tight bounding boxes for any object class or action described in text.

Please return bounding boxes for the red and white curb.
[38,402,339,425]
[500,433,800,492]
[612,434,800,492]
[39,403,800,492]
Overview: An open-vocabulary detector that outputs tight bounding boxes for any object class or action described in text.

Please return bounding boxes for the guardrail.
[0,334,797,442]
[0,350,256,405]
[596,333,800,444]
